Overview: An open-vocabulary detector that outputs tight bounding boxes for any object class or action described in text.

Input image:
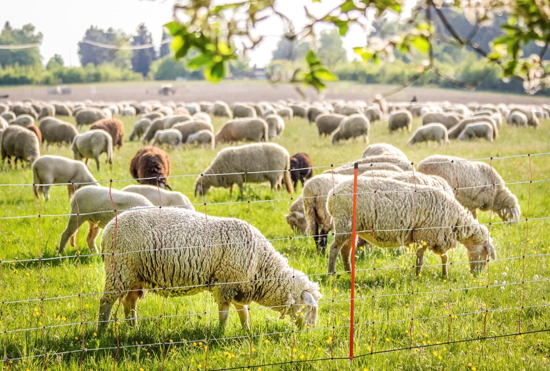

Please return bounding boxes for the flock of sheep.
[0,97,545,336]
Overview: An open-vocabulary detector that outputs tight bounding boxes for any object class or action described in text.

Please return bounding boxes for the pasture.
[1,88,550,370]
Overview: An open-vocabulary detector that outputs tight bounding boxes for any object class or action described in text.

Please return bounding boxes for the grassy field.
[0,108,550,370]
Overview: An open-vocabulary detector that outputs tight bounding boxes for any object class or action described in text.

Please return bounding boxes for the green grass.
[1,111,550,370]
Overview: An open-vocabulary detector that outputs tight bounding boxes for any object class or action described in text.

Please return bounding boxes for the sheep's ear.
[301,291,317,307]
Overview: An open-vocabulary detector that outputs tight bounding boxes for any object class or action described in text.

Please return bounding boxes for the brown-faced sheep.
[331,114,370,144]
[315,114,346,137]
[290,152,313,189]
[90,118,124,149]
[130,146,172,189]
[1,125,40,167]
[215,118,268,145]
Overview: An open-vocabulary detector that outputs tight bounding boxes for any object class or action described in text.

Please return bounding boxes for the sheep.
[289,104,308,119]
[72,129,113,171]
[2,112,15,122]
[418,154,521,221]
[195,143,293,196]
[128,118,152,141]
[1,125,40,167]
[75,108,108,129]
[52,103,72,116]
[209,101,232,118]
[265,114,285,139]
[32,155,99,201]
[121,106,136,117]
[130,146,172,189]
[331,114,370,144]
[12,104,37,119]
[89,118,124,149]
[388,110,413,132]
[152,129,183,148]
[323,162,404,176]
[141,118,166,144]
[365,106,382,123]
[0,116,8,130]
[285,197,307,233]
[173,121,214,143]
[341,105,362,116]
[457,122,494,142]
[142,112,164,121]
[361,143,408,159]
[58,186,154,254]
[327,178,496,275]
[163,114,193,129]
[10,114,35,127]
[315,114,346,137]
[39,118,79,147]
[192,112,211,123]
[215,118,268,145]
[232,104,257,118]
[96,207,322,335]
[507,108,539,128]
[422,112,460,129]
[407,123,449,146]
[26,124,42,144]
[121,185,194,210]
[290,152,313,189]
[186,130,215,149]
[199,102,213,112]
[307,106,327,123]
[38,105,55,120]
[389,171,451,192]
[185,103,200,115]
[354,154,413,172]
[277,107,293,120]
[448,117,497,140]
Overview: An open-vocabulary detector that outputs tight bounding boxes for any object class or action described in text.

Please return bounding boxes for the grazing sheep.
[422,112,460,129]
[209,101,232,118]
[96,208,322,335]
[457,122,494,142]
[192,112,211,123]
[163,114,193,129]
[215,118,268,145]
[388,110,413,132]
[152,129,183,148]
[0,116,8,130]
[184,103,200,115]
[323,162,404,176]
[75,108,108,129]
[285,197,307,234]
[39,118,79,147]
[72,130,113,171]
[265,114,285,139]
[128,118,152,141]
[277,107,293,120]
[121,106,137,117]
[290,152,313,189]
[331,114,370,144]
[58,186,154,254]
[26,124,42,144]
[327,178,496,275]
[290,104,308,119]
[38,105,55,120]
[32,155,98,201]
[361,143,407,159]
[173,121,214,143]
[195,143,293,196]
[10,114,35,127]
[1,125,40,167]
[508,108,539,128]
[52,103,72,117]
[507,111,527,127]
[121,185,194,209]
[418,155,521,221]
[199,102,213,112]
[141,118,166,144]
[2,112,16,122]
[12,104,37,119]
[389,171,451,192]
[130,146,172,189]
[407,123,449,146]
[341,105,362,116]
[315,114,346,137]
[448,117,497,140]
[232,104,257,118]
[186,130,215,149]
[90,118,124,149]
[142,112,164,121]
[307,106,327,123]
[354,154,413,171]
[365,106,382,123]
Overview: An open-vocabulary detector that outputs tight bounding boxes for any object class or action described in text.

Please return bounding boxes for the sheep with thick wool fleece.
[354,154,413,172]
[152,129,183,148]
[128,118,152,141]
[121,185,194,210]
[39,117,79,147]
[327,178,496,275]
[388,110,412,132]
[361,143,407,160]
[331,114,370,144]
[96,207,322,335]
[265,114,285,139]
[58,186,154,254]
[285,196,307,234]
[448,117,498,140]
[72,129,113,171]
[186,129,215,149]
[195,143,293,196]
[457,122,494,142]
[1,125,40,167]
[209,101,232,118]
[407,123,449,146]
[214,118,268,145]
[315,114,345,137]
[323,162,404,176]
[418,154,521,221]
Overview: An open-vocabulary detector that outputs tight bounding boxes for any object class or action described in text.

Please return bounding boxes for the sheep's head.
[285,211,307,234]
[194,181,210,197]
[494,191,521,222]
[276,274,322,329]
[465,238,497,274]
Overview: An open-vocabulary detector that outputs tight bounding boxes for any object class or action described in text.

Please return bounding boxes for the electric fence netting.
[0,153,549,370]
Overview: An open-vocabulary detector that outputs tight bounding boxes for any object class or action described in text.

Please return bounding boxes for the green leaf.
[411,35,430,53]
[217,42,231,55]
[340,0,358,13]
[205,61,226,83]
[187,54,212,69]
[164,21,183,36]
[313,68,338,81]
[306,51,322,67]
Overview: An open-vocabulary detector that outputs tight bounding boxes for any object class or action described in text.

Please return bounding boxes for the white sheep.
[418,154,521,221]
[407,123,449,146]
[361,143,407,159]
[507,111,528,127]
[388,110,412,132]
[331,114,370,144]
[58,186,154,254]
[121,185,194,209]
[285,197,307,234]
[215,118,268,145]
[10,114,35,127]
[422,112,460,129]
[72,129,113,171]
[186,129,215,149]
[96,208,322,335]
[265,114,285,139]
[327,178,496,275]
[128,118,152,142]
[32,155,99,201]
[152,129,183,148]
[1,125,40,167]
[457,122,494,142]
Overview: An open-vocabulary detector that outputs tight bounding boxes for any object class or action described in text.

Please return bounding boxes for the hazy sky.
[1,0,371,67]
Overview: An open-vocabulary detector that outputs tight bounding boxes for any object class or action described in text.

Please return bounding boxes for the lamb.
[128,118,152,141]
[173,121,214,143]
[39,118,79,147]
[26,125,42,144]
[265,114,285,139]
[209,101,232,118]
[457,122,494,142]
[448,117,497,140]
[232,104,257,118]
[407,123,449,146]
[315,114,346,137]
[72,129,113,171]
[152,129,183,148]
[327,178,496,275]
[10,114,35,127]
[130,146,172,189]
[388,110,413,132]
[1,125,40,167]
[215,118,268,145]
[141,118,166,144]
[90,118,125,149]
[418,154,521,221]
[285,197,307,233]
[422,112,460,129]
[331,114,370,144]
[163,114,193,129]
[96,207,322,335]
[186,130,215,149]
[361,143,408,159]
[290,152,313,189]
[121,185,194,209]
[32,155,98,200]
[195,143,293,196]
[58,186,154,254]
[75,108,108,129]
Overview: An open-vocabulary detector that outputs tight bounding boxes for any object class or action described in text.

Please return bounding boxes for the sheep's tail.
[283,156,294,194]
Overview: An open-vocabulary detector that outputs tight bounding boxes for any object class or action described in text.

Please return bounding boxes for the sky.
[0,0,373,68]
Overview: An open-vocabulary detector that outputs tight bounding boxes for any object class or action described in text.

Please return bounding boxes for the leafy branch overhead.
[166,0,550,94]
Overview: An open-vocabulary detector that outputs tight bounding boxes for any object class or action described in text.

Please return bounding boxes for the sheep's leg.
[319,228,329,254]
[469,208,478,220]
[340,238,353,272]
[59,214,88,254]
[67,185,74,199]
[87,222,101,254]
[218,302,231,331]
[229,184,234,197]
[97,294,118,335]
[328,235,350,274]
[42,185,51,201]
[123,286,141,327]
[234,303,250,333]
[94,155,100,171]
[416,246,427,276]
[441,254,448,277]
